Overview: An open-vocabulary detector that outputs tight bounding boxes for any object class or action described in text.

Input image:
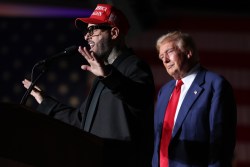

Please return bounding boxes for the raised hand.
[78,46,111,77]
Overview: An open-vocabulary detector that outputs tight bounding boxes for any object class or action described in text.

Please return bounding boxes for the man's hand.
[22,79,44,104]
[78,46,111,77]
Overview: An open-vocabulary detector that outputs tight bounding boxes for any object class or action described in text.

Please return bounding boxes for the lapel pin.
[194,90,197,94]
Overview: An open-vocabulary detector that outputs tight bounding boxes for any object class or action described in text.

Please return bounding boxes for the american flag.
[0,4,92,108]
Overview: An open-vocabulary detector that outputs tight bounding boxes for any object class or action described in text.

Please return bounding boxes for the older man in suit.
[152,31,237,167]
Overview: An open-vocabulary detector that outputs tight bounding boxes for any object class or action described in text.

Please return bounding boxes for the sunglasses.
[84,25,112,37]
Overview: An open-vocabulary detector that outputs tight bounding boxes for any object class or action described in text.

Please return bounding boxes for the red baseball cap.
[75,4,130,34]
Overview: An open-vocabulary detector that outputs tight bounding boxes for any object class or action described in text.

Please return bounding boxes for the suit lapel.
[172,69,206,138]
[81,78,98,128]
[83,80,105,131]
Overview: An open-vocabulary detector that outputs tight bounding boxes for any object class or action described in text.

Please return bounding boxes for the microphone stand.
[20,62,47,105]
[20,45,77,105]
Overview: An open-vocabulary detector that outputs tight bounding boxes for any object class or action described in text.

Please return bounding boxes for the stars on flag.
[0,17,89,108]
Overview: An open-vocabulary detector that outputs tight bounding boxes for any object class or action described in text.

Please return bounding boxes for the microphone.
[20,45,78,105]
[37,45,78,65]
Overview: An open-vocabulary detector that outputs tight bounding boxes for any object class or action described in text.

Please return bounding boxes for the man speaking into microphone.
[22,3,155,167]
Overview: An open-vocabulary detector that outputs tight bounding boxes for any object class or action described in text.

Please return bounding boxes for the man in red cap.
[22,3,155,167]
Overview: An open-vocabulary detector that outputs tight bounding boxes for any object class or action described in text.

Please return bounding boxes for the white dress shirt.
[174,64,200,124]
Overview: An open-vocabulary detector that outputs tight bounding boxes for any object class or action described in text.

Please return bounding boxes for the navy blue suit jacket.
[152,67,237,167]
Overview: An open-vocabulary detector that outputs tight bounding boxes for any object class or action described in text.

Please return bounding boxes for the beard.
[94,43,112,61]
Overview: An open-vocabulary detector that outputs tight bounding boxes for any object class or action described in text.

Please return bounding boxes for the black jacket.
[37,48,155,167]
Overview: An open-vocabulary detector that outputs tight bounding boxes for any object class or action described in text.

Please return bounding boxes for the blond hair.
[156,31,199,62]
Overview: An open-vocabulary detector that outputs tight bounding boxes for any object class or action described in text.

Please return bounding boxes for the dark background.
[1,0,250,166]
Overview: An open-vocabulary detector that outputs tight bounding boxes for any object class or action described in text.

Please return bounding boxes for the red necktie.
[160,80,183,167]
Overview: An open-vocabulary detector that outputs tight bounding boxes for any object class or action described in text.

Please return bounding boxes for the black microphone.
[37,45,78,65]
